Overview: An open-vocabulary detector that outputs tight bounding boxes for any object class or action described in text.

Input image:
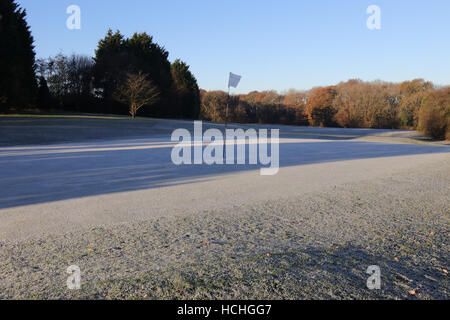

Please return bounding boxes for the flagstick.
[226,86,230,128]
[225,72,241,161]
[224,85,230,160]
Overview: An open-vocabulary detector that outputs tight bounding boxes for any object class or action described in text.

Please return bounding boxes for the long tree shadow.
[0,138,448,209]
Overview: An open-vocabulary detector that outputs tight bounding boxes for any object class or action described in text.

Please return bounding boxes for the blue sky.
[17,0,450,93]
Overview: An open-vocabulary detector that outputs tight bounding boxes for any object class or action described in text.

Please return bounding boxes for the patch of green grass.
[0,113,151,121]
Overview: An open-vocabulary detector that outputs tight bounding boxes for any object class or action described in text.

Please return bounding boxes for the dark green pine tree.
[0,0,37,110]
[93,29,126,101]
[171,59,200,119]
[36,76,52,109]
[93,30,174,117]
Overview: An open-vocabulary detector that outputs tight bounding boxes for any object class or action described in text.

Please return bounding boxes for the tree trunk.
[130,103,136,119]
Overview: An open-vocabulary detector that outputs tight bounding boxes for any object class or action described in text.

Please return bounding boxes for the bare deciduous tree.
[116,71,160,119]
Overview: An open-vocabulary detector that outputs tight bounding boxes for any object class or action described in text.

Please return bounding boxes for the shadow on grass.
[43,244,448,300]
[0,136,448,209]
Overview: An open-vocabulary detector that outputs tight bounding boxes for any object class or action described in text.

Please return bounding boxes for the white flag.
[228,72,242,88]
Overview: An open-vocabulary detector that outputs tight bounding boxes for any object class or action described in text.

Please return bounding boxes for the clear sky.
[16,0,450,93]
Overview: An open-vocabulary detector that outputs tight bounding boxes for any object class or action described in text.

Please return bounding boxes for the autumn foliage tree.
[305,86,337,127]
[332,80,366,128]
[398,79,433,127]
[332,80,400,129]
[200,91,249,123]
[199,79,449,136]
[200,90,228,122]
[283,90,309,125]
[418,87,450,140]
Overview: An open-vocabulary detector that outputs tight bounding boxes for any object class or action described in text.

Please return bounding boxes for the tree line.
[34,30,200,119]
[1,0,448,140]
[1,0,200,120]
[200,79,450,140]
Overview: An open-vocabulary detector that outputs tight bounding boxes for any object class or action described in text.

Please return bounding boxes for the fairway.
[0,116,448,299]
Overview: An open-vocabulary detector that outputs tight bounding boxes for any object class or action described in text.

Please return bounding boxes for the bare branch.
[115,71,160,118]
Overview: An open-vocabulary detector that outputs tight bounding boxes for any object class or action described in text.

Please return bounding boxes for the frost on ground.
[0,117,448,299]
[0,159,448,300]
